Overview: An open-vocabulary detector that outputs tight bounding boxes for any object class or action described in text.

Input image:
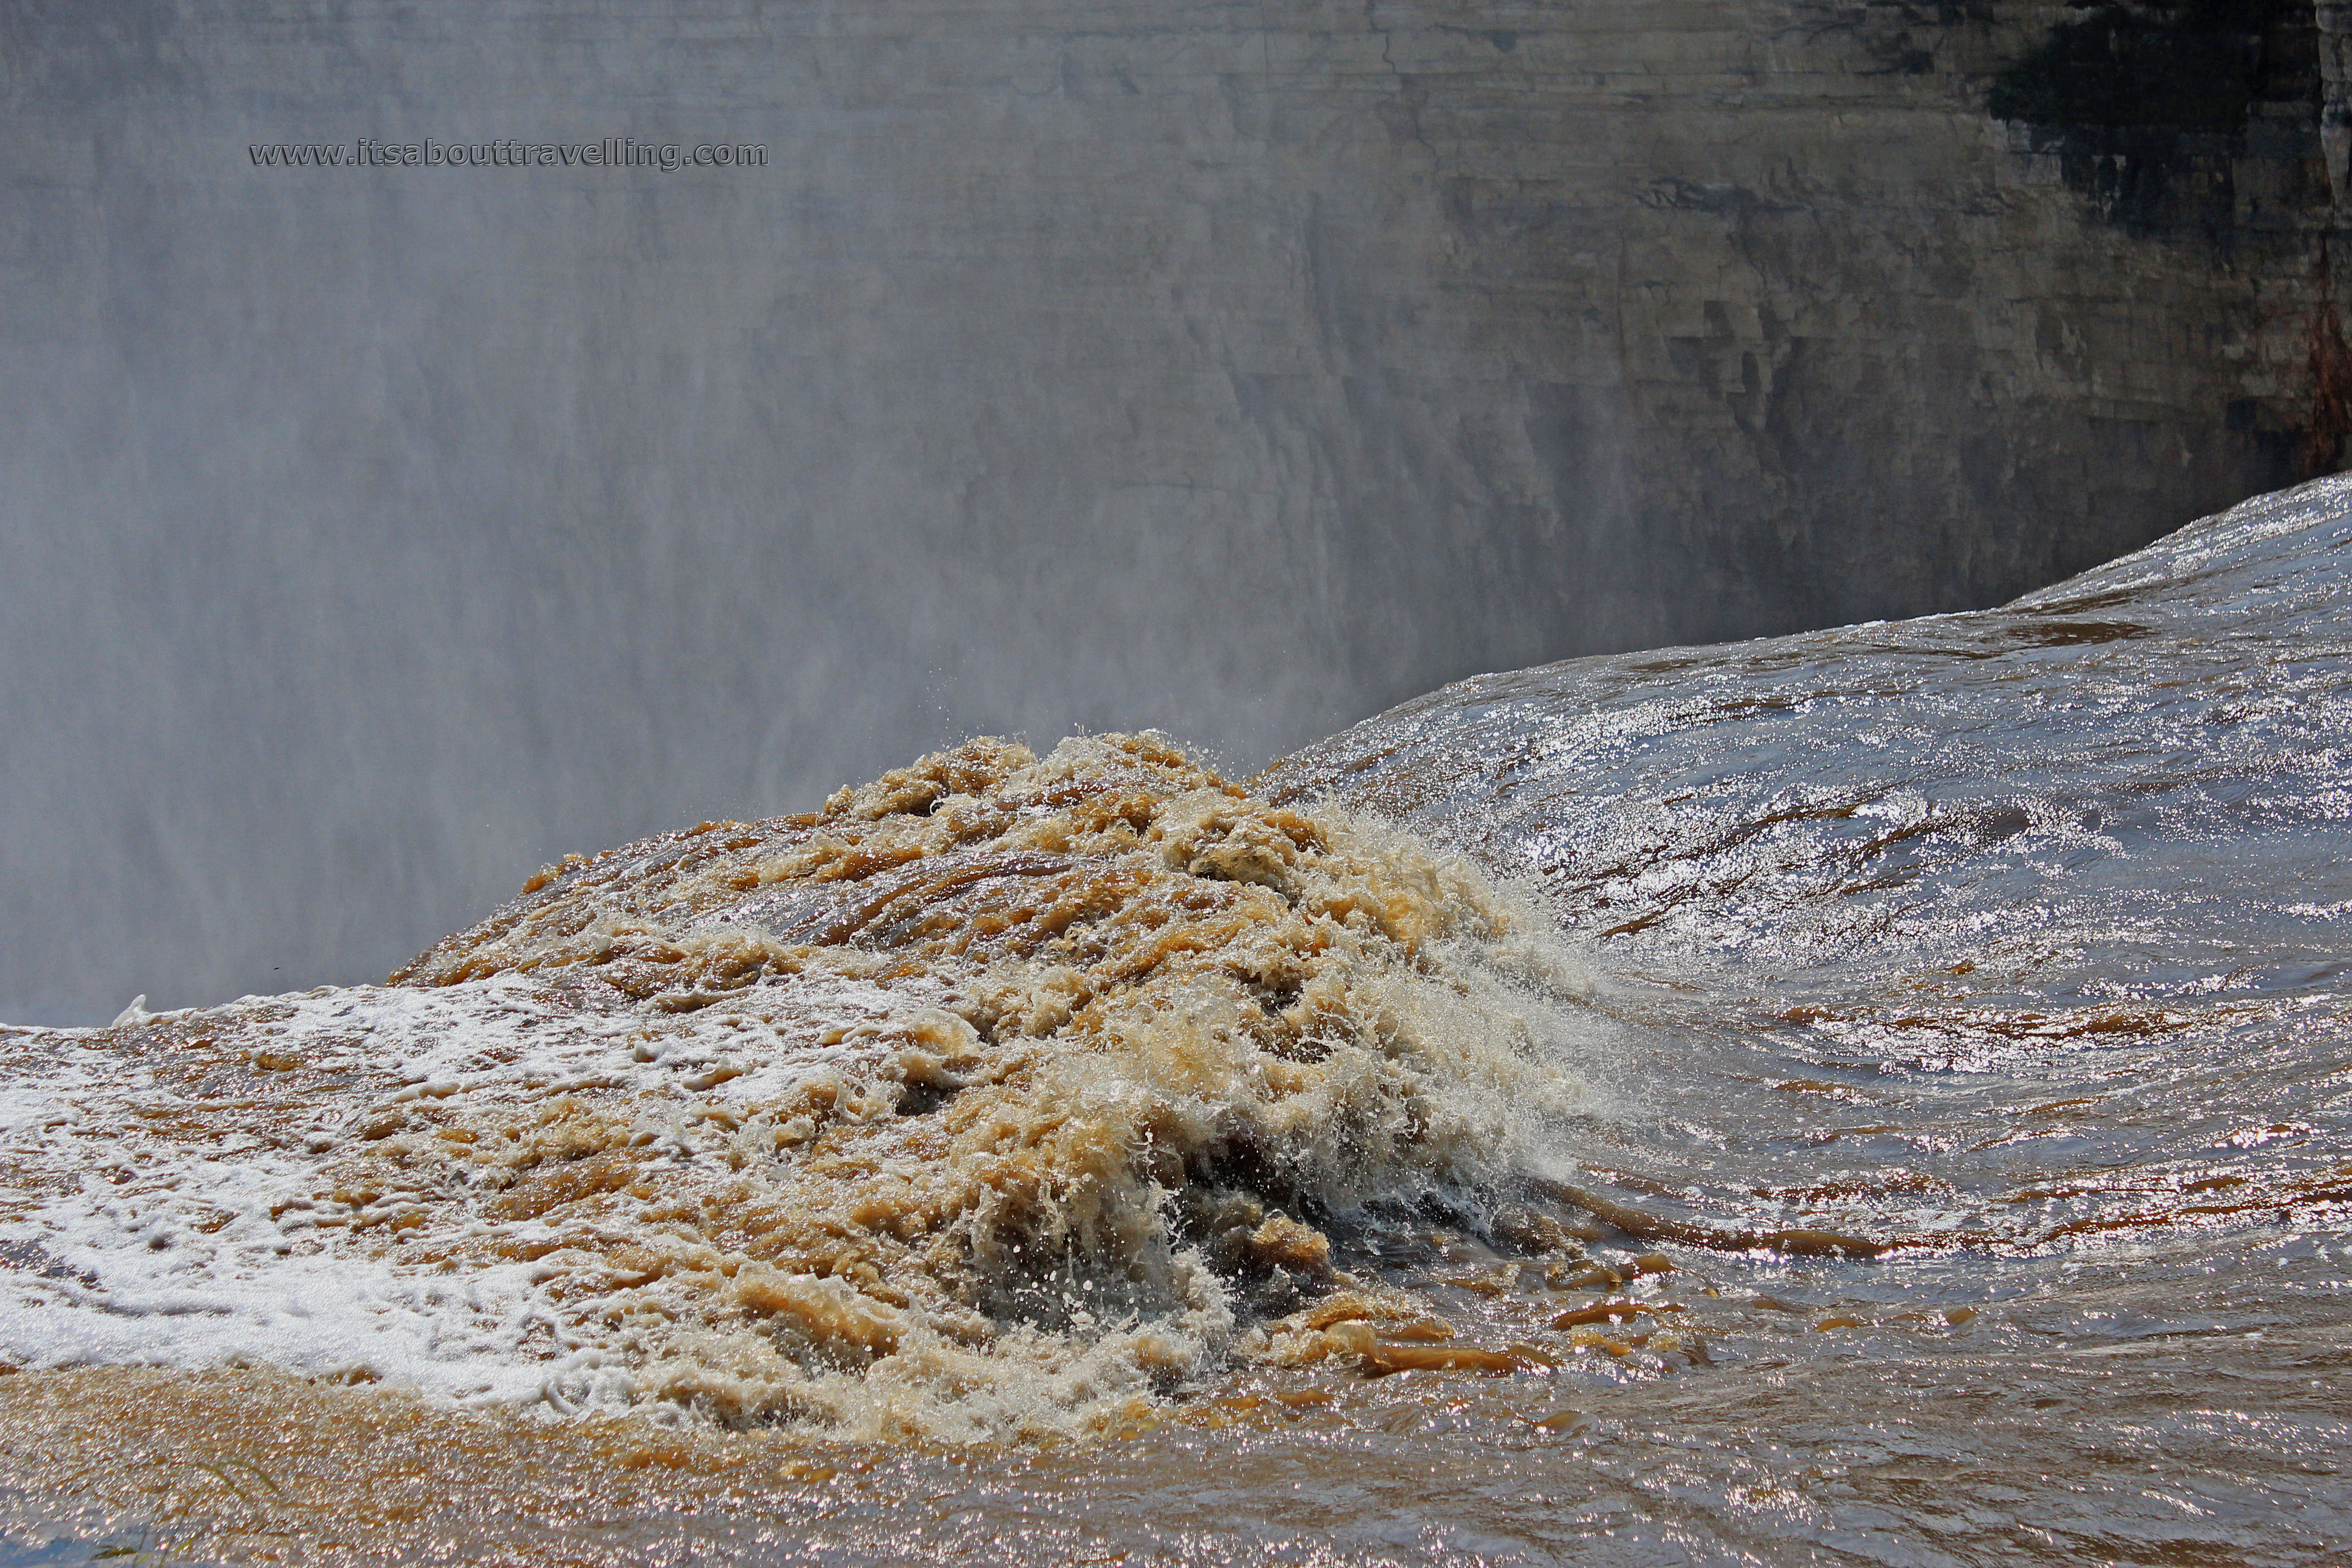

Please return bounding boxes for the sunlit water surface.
[3,479,2349,1564]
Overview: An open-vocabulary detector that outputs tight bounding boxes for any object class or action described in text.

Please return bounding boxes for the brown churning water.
[0,733,1599,1453]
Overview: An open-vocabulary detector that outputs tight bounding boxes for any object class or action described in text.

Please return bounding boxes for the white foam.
[0,971,909,1414]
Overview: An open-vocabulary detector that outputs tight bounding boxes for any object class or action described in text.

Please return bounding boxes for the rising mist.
[0,0,2299,1020]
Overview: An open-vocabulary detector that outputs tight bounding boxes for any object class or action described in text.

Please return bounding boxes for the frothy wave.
[0,734,1598,1441]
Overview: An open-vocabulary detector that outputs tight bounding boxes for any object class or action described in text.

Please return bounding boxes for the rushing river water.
[2,478,2348,1565]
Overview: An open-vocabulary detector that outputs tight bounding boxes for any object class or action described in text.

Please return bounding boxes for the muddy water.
[4,480,2352,1563]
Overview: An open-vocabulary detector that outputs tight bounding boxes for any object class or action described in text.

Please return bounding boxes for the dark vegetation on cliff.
[1987,0,2324,243]
[1989,0,2308,132]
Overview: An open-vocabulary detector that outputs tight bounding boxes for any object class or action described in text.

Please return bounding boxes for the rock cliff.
[1,0,2341,1017]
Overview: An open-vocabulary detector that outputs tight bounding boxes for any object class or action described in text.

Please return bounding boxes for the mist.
[0,1,2289,1022]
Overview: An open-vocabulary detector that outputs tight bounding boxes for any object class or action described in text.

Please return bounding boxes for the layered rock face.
[1,0,2339,1017]
[1330,0,2338,638]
